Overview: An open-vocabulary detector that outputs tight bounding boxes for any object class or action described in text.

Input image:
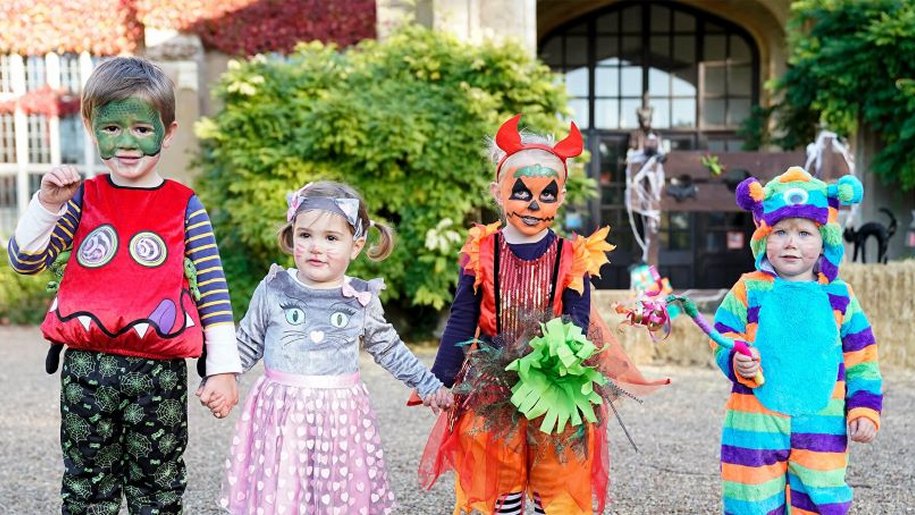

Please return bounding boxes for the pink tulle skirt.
[220,369,396,514]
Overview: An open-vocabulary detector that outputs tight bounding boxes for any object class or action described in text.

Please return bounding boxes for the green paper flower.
[505,318,608,434]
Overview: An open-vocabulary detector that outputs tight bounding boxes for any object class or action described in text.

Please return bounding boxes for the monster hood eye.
[782,187,809,205]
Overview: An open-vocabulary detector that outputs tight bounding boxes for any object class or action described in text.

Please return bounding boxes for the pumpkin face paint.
[495,151,566,236]
[91,98,174,186]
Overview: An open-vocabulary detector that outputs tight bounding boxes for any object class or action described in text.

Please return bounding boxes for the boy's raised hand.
[848,417,877,443]
[39,165,82,211]
[196,373,239,419]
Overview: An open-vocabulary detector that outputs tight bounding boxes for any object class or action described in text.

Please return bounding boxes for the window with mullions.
[539,1,758,141]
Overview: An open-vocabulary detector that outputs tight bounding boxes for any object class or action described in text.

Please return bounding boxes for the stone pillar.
[377,0,537,54]
[142,28,205,187]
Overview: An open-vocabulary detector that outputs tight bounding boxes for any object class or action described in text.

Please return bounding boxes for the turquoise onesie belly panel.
[753,280,840,415]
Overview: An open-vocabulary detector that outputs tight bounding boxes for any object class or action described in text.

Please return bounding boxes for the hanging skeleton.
[805,130,859,230]
[624,133,665,263]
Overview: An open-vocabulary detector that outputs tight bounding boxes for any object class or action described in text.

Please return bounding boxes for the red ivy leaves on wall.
[0,0,142,56]
[0,0,375,57]
[137,0,376,55]
[0,86,81,117]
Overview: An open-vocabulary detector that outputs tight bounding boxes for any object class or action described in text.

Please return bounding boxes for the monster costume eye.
[782,187,809,205]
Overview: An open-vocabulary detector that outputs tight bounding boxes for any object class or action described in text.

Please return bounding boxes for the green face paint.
[513,164,560,178]
[91,98,165,160]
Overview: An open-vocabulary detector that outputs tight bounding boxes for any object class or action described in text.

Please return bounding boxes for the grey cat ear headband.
[286,186,365,239]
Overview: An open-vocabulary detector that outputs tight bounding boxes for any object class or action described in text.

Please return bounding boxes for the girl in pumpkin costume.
[424,115,668,514]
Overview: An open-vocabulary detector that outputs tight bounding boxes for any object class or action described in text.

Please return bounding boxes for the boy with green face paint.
[7,57,242,514]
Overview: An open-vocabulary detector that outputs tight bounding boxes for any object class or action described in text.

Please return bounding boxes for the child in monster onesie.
[6,57,241,513]
[713,166,882,514]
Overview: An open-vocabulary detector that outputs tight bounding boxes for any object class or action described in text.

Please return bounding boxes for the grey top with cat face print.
[236,265,443,397]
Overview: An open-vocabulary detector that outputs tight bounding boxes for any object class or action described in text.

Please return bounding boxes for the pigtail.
[277,220,295,255]
[365,220,395,261]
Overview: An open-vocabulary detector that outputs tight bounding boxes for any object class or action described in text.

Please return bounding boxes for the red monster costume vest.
[41,176,204,360]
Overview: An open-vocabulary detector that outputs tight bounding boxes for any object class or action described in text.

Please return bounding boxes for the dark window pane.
[621,36,642,64]
[651,6,671,33]
[650,35,671,62]
[731,35,751,61]
[673,35,696,64]
[621,5,641,33]
[595,36,619,64]
[565,36,588,66]
[673,11,696,31]
[596,12,619,32]
[541,38,562,67]
[704,34,727,61]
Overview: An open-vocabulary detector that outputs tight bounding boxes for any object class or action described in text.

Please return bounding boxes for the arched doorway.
[540,1,760,288]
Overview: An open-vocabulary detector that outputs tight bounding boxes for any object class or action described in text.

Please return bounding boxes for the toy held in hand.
[613,289,765,385]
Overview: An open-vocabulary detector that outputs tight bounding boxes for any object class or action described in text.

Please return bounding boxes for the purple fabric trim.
[837,362,846,381]
[790,490,850,515]
[732,382,754,395]
[828,293,849,313]
[761,205,827,226]
[848,391,883,412]
[819,258,839,282]
[747,306,760,324]
[842,329,876,352]
[715,321,740,335]
[766,507,787,515]
[790,432,847,453]
[720,445,788,467]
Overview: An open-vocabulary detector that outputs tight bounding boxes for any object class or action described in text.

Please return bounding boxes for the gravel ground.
[1,325,913,514]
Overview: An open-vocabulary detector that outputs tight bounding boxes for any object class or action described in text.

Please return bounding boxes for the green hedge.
[0,247,52,325]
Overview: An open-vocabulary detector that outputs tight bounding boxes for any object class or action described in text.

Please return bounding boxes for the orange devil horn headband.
[494,114,583,179]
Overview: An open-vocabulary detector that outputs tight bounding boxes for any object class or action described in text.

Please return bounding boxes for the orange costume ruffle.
[420,224,669,514]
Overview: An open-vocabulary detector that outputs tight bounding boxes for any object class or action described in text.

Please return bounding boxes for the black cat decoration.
[843,208,897,264]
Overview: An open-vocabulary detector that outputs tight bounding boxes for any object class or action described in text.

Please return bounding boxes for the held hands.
[733,346,761,380]
[848,417,877,443]
[39,166,82,211]
[196,373,239,419]
[423,387,454,415]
